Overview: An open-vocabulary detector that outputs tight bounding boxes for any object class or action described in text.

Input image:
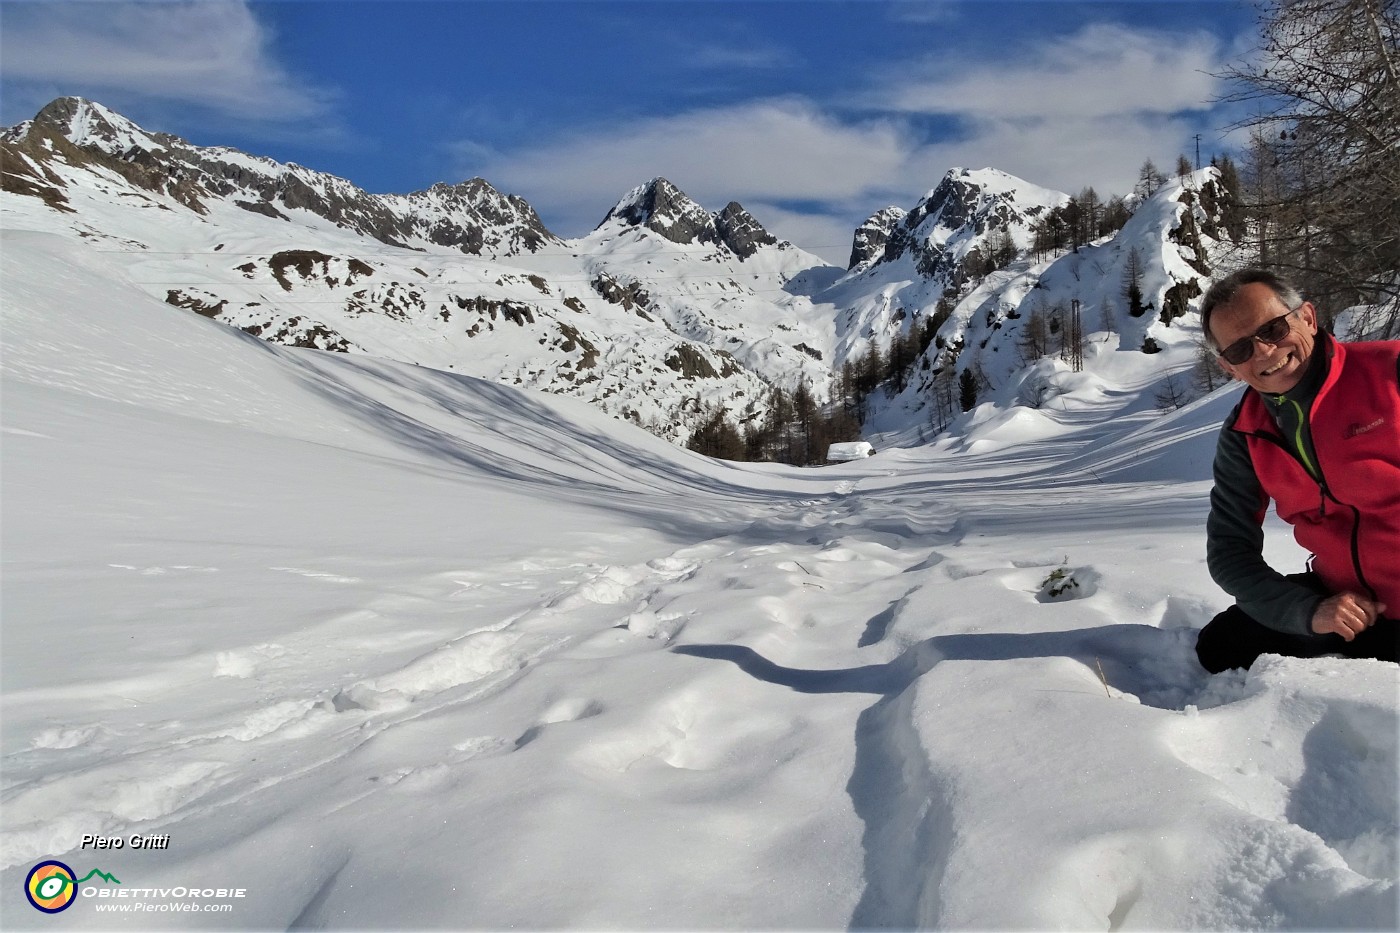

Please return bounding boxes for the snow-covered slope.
[579,178,839,391]
[3,227,1395,930]
[1,98,838,443]
[830,167,1070,362]
[841,168,1244,443]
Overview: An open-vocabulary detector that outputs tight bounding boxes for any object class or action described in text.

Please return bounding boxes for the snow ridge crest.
[3,97,560,258]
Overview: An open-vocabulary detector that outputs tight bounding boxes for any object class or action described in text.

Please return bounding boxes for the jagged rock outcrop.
[713,201,777,259]
[1,98,210,213]
[848,206,906,270]
[599,178,781,260]
[397,179,556,255]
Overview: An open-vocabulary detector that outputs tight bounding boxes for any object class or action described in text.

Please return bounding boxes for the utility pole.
[1194,134,1202,171]
[1069,299,1084,373]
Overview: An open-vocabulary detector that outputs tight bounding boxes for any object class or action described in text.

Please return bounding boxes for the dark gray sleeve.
[1205,419,1324,635]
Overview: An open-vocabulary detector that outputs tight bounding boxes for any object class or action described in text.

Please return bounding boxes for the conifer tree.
[1099,196,1131,237]
[1123,248,1148,317]
[1019,309,1050,363]
[1136,159,1167,198]
[1192,344,1230,395]
[687,409,744,460]
[958,368,980,412]
[1154,372,1191,412]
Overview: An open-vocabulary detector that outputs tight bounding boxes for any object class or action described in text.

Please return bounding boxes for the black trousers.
[1196,602,1400,673]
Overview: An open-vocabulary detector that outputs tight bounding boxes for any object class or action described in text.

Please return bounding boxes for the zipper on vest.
[1273,394,1321,482]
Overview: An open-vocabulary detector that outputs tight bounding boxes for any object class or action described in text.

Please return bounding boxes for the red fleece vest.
[1232,339,1400,611]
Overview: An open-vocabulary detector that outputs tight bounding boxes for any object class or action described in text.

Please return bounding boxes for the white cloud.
[900,113,1202,201]
[886,1,963,25]
[872,23,1230,193]
[884,23,1223,119]
[0,1,332,121]
[471,98,913,236]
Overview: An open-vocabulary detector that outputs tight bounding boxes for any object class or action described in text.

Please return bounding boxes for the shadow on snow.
[674,622,1207,929]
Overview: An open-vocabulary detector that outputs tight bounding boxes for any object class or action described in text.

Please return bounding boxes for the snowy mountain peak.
[600,178,784,260]
[419,177,536,214]
[400,177,559,254]
[16,96,166,153]
[712,201,778,259]
[873,166,1069,287]
[425,177,501,200]
[947,166,1058,197]
[601,177,719,246]
[906,167,1067,243]
[1,99,839,447]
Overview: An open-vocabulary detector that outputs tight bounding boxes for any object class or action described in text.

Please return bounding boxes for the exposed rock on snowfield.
[848,206,907,271]
[602,177,722,246]
[713,201,779,259]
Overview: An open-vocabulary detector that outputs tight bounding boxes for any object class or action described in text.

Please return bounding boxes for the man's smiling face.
[1211,282,1319,394]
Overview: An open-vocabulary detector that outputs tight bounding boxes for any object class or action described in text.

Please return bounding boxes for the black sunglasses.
[1216,307,1301,365]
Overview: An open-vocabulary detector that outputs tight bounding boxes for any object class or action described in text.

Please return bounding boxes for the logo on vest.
[1345,417,1385,438]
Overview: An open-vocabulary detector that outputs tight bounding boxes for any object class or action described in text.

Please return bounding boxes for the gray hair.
[1200,269,1305,349]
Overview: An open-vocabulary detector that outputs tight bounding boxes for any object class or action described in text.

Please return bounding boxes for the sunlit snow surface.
[2,230,1396,930]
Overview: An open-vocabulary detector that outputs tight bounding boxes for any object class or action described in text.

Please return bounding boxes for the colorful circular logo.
[25,860,78,913]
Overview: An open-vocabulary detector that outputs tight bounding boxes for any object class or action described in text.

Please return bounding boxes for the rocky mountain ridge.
[601,177,780,259]
[2,97,561,258]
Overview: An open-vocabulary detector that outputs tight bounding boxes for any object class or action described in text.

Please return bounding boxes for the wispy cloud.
[688,42,796,71]
[869,22,1230,195]
[0,1,334,123]
[886,0,964,25]
[880,23,1222,120]
[469,97,913,234]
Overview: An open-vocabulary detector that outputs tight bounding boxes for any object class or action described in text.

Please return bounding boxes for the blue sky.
[1,0,1261,264]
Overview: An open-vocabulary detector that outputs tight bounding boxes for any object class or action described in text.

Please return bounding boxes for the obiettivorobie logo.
[24,860,121,913]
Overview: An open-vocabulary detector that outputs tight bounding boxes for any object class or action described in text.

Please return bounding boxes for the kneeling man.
[1196,269,1400,672]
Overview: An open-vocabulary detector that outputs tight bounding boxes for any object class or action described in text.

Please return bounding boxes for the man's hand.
[1310,592,1387,640]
